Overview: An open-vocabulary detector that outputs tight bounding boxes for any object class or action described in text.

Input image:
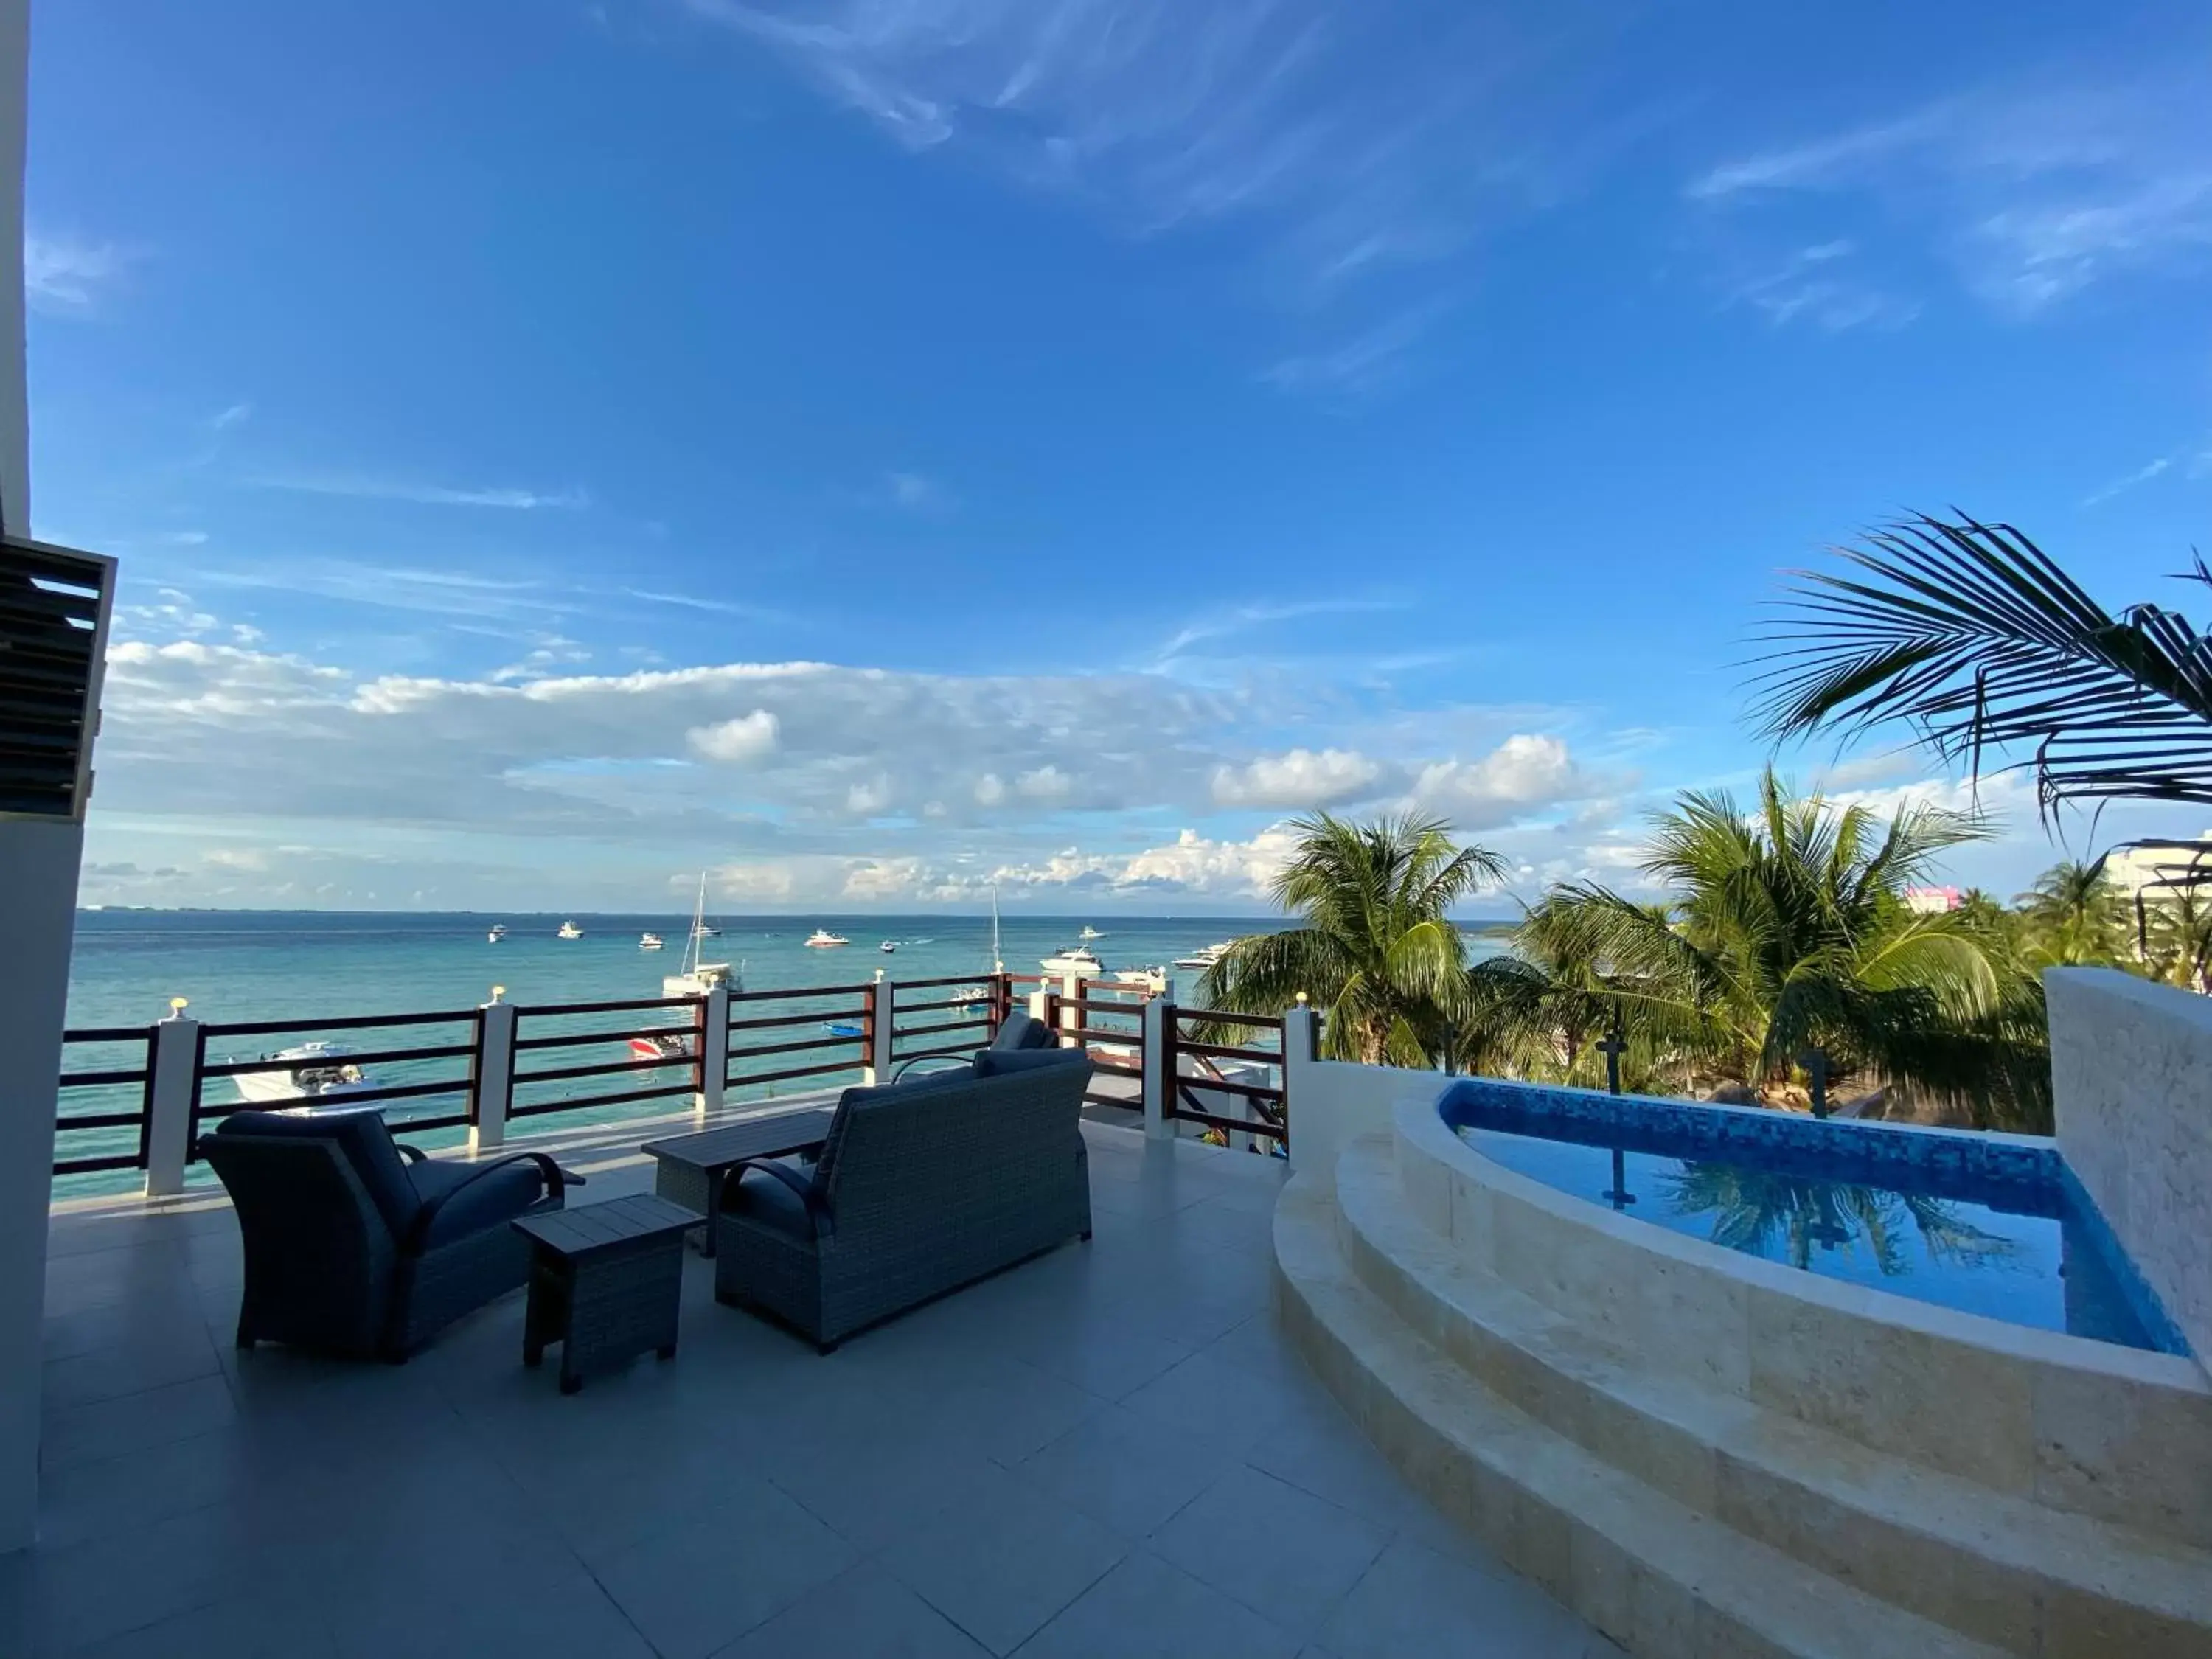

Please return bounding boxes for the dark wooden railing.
[1162,1006,1288,1146]
[53,1028,153,1175]
[189,1008,485,1157]
[725,981,872,1093]
[509,997,700,1121]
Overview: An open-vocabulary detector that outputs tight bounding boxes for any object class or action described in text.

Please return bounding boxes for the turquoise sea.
[58,911,1512,1199]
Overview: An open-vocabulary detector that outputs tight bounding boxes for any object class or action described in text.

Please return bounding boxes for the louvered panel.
[0,538,114,821]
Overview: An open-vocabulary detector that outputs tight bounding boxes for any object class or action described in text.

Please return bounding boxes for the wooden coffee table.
[512,1194,700,1394]
[639,1107,835,1256]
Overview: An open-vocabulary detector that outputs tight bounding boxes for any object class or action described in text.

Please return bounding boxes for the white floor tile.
[1018,1406,1241,1540]
[1148,1464,1390,1635]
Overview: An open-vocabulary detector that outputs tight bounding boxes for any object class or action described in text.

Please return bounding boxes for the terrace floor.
[14,1109,1618,1658]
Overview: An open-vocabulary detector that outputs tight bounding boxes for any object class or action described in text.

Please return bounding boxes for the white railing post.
[1058,971,1083,1046]
[699,986,728,1116]
[142,1001,201,1198]
[1027,985,1054,1040]
[1141,997,1172,1142]
[1281,995,1321,1157]
[470,992,515,1155]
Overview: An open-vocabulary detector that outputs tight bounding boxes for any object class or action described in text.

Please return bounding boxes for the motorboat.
[952,984,991,1011]
[692,923,722,938]
[664,874,740,998]
[1172,941,1234,971]
[557,920,583,939]
[231,1042,375,1110]
[487,923,507,943]
[823,1019,865,1039]
[628,1030,695,1063]
[879,940,897,953]
[639,932,665,950]
[1079,925,1105,941]
[1114,966,1168,990]
[805,928,849,949]
[1040,945,1104,978]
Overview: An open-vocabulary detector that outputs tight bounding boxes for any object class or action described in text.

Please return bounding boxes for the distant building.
[2104,833,2212,901]
[1904,886,1961,914]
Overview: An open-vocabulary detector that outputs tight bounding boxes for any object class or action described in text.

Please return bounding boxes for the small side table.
[640,1107,835,1257]
[512,1195,700,1394]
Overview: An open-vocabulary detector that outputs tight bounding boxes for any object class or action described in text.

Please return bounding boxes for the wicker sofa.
[713,1047,1093,1352]
[200,1109,576,1361]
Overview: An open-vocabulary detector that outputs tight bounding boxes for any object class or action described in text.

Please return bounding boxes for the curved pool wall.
[1391,1080,2212,1551]
[1437,1076,2189,1355]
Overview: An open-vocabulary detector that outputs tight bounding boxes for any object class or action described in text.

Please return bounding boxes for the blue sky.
[26,0,2212,912]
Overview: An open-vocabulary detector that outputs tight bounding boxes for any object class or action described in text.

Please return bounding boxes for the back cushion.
[990,1010,1058,1051]
[215,1108,421,1238]
[814,1065,974,1194]
[974,1047,1090,1079]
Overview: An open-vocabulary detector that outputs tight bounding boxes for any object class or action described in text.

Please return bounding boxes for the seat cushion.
[974,1046,1089,1079]
[990,1010,1057,1051]
[725,1158,820,1243]
[215,1108,421,1240]
[409,1158,550,1250]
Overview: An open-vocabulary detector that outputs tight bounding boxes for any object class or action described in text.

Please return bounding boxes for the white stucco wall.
[1286,1059,1449,1189]
[2048,969,2212,1368]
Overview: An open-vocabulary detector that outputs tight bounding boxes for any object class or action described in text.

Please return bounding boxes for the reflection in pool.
[1441,1083,2164,1353]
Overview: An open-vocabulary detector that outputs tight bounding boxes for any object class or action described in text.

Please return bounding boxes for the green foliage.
[1197,812,1504,1065]
[1498,769,2051,1131]
[2012,859,2125,967]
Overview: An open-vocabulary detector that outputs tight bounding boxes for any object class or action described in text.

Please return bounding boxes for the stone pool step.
[1326,1133,2212,1658]
[1273,1169,2008,1659]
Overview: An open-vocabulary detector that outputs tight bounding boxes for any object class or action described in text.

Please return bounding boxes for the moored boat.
[805,928,849,949]
[231,1042,375,1111]
[557,920,583,939]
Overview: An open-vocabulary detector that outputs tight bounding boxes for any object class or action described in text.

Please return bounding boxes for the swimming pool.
[1437,1078,2179,1354]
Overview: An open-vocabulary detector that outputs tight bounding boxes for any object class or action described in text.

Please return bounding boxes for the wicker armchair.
[200,1110,578,1361]
[713,1048,1093,1352]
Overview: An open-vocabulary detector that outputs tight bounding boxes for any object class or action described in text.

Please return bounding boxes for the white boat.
[629,1030,694,1063]
[805,928,849,949]
[952,984,991,1011]
[232,1042,375,1110]
[639,932,665,950]
[487,922,507,943]
[1114,966,1167,989]
[1041,945,1104,978]
[557,920,582,939]
[1172,941,1234,972]
[879,940,897,953]
[664,874,740,998]
[1079,925,1105,941]
[692,923,722,938]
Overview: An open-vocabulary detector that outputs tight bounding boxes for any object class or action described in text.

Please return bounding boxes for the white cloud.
[973,773,1007,807]
[1726,241,1919,333]
[2082,456,2172,508]
[212,403,254,430]
[1211,746,1381,809]
[686,709,782,763]
[1015,765,1072,801]
[1261,302,1450,397]
[1408,734,1587,827]
[25,231,128,313]
[249,475,590,510]
[1687,72,2212,317]
[846,776,894,815]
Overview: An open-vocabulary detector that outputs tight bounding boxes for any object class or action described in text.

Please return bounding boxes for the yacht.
[664,874,740,998]
[805,928,849,949]
[1040,945,1104,978]
[639,932,665,950]
[1114,966,1168,989]
[1078,925,1105,941]
[487,922,506,943]
[557,920,583,939]
[692,922,722,938]
[1172,940,1234,972]
[952,984,991,1011]
[232,1043,375,1110]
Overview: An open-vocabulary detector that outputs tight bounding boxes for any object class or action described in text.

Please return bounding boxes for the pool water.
[1441,1084,2162,1353]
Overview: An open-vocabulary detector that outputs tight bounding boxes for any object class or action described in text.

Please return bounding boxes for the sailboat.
[663,874,740,998]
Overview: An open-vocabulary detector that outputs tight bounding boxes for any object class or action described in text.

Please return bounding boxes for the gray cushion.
[990,1010,1057,1051]
[726,1157,820,1242]
[215,1109,420,1240]
[974,1046,1088,1079]
[409,1158,549,1250]
[815,1065,977,1194]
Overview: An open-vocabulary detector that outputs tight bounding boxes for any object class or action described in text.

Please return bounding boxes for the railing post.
[1028,984,1055,1040]
[989,971,1012,1040]
[865,971,894,1085]
[1141,998,1173,1142]
[699,986,728,1116]
[1058,970,1083,1046]
[470,992,515,1155]
[142,1004,201,1198]
[1281,995,1320,1158]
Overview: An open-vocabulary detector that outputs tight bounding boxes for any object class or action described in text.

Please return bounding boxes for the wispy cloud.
[1726,240,1919,332]
[623,587,793,624]
[2081,456,2171,507]
[25,231,131,314]
[1148,595,1405,669]
[212,403,253,431]
[1262,302,1450,397]
[885,470,953,513]
[1686,67,2212,317]
[249,475,589,510]
[682,0,1619,302]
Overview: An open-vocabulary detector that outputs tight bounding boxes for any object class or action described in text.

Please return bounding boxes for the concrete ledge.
[1394,1096,2212,1550]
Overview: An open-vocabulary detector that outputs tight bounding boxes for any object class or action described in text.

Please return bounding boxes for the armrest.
[892,1054,973,1081]
[396,1144,426,1164]
[725,1156,832,1239]
[403,1151,571,1255]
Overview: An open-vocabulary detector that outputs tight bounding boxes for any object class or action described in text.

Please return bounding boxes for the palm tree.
[1461,894,1683,1091]
[1753,512,2212,815]
[1540,768,2051,1130]
[2014,859,2124,967]
[2140,885,2212,993]
[1197,813,1504,1066]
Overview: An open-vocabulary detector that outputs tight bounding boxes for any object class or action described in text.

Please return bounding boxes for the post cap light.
[1295,991,1310,1006]
[167,997,188,1015]
[490,985,505,1002]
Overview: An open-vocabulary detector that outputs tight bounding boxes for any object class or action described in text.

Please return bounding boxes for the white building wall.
[2047,969,2212,1372]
